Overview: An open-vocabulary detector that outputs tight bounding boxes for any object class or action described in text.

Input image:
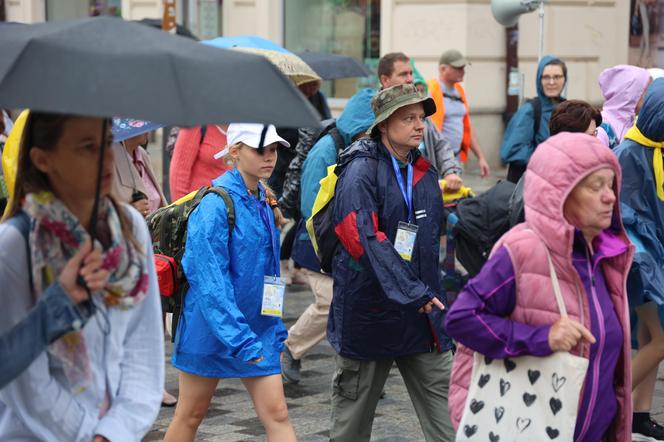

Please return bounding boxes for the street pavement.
[144,166,664,441]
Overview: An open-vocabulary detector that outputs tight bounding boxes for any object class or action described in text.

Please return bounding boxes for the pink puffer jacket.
[448,132,634,442]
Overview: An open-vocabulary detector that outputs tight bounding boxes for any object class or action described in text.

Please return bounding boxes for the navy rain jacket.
[328,137,453,360]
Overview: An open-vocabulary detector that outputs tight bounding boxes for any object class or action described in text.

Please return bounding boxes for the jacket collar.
[213,168,266,202]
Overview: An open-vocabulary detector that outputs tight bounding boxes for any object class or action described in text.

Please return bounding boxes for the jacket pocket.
[332,355,361,401]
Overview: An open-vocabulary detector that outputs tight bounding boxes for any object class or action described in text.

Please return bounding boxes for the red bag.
[154,254,178,297]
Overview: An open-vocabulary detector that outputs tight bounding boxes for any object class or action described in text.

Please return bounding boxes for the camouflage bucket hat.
[368,83,436,136]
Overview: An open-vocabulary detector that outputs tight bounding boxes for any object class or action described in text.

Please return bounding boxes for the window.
[284,0,380,98]
[45,0,121,21]
[184,0,223,41]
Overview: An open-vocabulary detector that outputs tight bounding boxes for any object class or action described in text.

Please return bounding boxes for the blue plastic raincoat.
[500,55,565,166]
[615,78,664,328]
[172,168,286,378]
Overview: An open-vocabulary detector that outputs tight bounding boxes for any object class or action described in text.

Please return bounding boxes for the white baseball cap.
[226,123,290,149]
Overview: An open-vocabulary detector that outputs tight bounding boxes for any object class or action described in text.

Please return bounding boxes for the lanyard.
[390,155,413,224]
[255,185,280,277]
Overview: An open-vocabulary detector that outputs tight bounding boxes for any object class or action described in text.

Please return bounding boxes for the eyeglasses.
[542,75,565,83]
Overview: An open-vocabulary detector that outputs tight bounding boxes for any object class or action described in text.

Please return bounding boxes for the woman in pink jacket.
[169,125,231,200]
[445,132,633,441]
[597,65,651,148]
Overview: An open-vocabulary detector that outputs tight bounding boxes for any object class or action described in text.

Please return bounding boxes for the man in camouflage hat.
[328,83,455,441]
[377,52,463,187]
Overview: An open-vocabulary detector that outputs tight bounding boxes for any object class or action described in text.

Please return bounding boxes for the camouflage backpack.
[147,185,235,341]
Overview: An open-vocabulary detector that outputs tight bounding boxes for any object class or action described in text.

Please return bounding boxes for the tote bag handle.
[545,249,568,318]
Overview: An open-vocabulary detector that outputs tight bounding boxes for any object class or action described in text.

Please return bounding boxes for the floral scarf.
[23,191,148,393]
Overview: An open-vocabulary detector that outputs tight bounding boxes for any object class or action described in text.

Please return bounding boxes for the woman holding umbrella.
[0,15,322,441]
[0,112,164,441]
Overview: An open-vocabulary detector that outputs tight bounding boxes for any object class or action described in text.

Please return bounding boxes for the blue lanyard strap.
[255,185,280,277]
[390,155,414,224]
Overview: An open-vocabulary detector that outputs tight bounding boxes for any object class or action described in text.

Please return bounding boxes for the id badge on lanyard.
[394,221,418,262]
[256,192,285,317]
[262,275,285,317]
[391,155,418,262]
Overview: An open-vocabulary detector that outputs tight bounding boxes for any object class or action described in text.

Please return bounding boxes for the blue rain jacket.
[172,168,286,378]
[500,55,565,165]
[328,137,453,360]
[293,88,375,273]
[615,78,664,328]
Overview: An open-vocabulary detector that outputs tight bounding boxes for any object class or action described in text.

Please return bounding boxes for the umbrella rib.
[165,49,188,126]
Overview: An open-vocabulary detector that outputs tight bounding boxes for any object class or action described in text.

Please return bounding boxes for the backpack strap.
[199,125,207,145]
[6,210,33,293]
[203,187,235,238]
[528,97,542,147]
[328,127,346,156]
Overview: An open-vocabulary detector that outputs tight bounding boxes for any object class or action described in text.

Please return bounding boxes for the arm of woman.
[0,225,99,441]
[169,127,202,201]
[0,283,91,389]
[499,104,536,165]
[94,209,164,441]
[182,194,263,361]
[444,247,553,359]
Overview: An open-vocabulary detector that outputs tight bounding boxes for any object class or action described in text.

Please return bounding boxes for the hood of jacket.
[599,65,650,140]
[337,136,379,168]
[335,88,376,146]
[535,55,566,105]
[523,132,625,259]
[635,77,664,141]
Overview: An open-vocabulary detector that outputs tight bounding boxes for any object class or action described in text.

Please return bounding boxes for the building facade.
[4,0,631,168]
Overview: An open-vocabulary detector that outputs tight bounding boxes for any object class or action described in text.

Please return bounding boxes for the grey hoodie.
[424,118,462,178]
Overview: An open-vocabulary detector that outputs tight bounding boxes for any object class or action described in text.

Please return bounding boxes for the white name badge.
[394,221,418,262]
[261,276,285,317]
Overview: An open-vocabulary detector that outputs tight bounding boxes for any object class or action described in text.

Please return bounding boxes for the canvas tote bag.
[456,250,589,441]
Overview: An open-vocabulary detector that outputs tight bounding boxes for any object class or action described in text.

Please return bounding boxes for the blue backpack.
[599,122,619,149]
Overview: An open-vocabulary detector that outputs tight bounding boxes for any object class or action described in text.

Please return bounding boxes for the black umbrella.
[0,17,320,246]
[136,18,199,40]
[296,51,372,80]
[0,17,321,128]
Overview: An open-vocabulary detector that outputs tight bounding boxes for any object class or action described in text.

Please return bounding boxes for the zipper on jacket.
[576,247,606,441]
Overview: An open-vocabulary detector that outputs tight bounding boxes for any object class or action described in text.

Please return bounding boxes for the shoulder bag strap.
[545,248,568,318]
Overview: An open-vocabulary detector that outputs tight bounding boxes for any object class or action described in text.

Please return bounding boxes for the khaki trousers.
[284,269,332,360]
[330,350,455,442]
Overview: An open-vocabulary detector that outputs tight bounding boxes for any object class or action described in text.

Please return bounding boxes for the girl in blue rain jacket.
[166,124,296,442]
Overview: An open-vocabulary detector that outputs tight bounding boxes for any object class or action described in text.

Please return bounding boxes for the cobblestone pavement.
[146,284,664,442]
[146,284,432,442]
[144,168,664,441]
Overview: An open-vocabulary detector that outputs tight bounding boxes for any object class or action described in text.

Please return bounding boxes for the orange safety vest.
[427,79,472,162]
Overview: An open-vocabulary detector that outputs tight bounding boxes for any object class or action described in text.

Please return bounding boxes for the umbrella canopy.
[202,35,288,53]
[296,51,372,80]
[233,48,321,86]
[136,18,199,40]
[112,118,164,142]
[0,17,320,128]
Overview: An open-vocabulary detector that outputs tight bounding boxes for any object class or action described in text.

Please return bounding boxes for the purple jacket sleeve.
[444,247,553,358]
